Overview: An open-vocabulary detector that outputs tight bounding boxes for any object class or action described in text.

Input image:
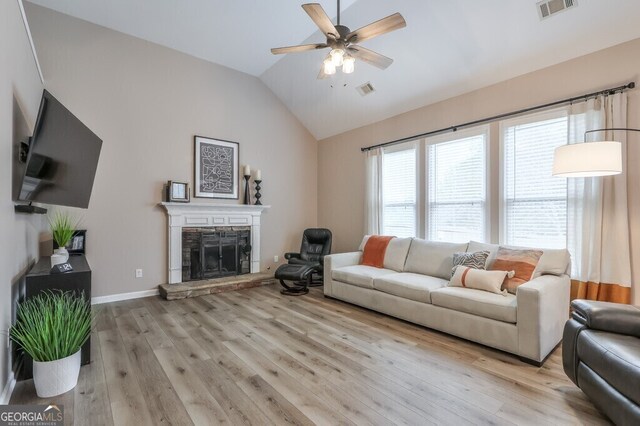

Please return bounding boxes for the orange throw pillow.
[490,247,543,294]
[361,236,395,268]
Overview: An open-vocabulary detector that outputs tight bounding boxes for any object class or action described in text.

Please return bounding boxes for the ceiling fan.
[271,1,406,79]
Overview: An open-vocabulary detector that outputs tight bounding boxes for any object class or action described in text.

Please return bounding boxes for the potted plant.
[49,212,78,267]
[10,291,92,397]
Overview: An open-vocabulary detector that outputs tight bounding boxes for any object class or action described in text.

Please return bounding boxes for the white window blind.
[382,146,416,237]
[503,114,568,248]
[427,131,487,243]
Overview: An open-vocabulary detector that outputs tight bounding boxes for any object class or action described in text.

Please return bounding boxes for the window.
[427,127,488,243]
[502,111,568,248]
[382,145,417,237]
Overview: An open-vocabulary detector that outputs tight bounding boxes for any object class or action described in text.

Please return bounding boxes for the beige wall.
[0,0,46,400]
[318,38,640,305]
[25,4,318,297]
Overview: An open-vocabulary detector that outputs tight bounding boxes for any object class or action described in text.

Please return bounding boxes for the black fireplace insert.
[182,227,251,281]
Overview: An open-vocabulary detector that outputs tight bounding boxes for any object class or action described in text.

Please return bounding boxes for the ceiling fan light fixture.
[342,56,355,74]
[330,48,345,66]
[323,57,336,75]
[270,1,406,79]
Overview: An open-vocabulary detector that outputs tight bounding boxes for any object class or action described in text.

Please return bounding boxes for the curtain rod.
[360,81,636,152]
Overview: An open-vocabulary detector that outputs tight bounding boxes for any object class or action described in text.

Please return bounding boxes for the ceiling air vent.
[357,82,375,96]
[537,0,577,20]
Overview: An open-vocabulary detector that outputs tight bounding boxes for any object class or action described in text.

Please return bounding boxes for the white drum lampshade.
[552,141,622,177]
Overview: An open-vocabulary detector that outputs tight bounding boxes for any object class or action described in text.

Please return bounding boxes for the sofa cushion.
[467,240,570,278]
[359,236,413,272]
[431,287,517,323]
[373,273,447,304]
[467,241,499,267]
[332,265,397,289]
[383,237,412,271]
[533,248,571,277]
[404,239,468,280]
[577,329,640,406]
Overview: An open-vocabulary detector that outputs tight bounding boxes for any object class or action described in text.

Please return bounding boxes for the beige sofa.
[324,238,571,364]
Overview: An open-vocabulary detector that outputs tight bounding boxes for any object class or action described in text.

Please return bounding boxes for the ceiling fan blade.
[271,43,328,55]
[347,12,406,43]
[302,3,339,39]
[348,45,393,69]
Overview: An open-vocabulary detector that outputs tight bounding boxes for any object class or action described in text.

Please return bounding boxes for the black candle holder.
[243,175,251,205]
[254,180,262,205]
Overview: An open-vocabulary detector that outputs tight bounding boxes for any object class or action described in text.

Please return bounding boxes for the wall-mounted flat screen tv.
[17,90,102,209]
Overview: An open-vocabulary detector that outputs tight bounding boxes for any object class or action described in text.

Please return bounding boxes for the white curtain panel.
[567,93,632,293]
[364,148,383,235]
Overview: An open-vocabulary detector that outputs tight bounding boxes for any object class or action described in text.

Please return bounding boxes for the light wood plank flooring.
[10,284,610,425]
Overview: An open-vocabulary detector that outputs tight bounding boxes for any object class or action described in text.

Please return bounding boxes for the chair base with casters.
[275,263,318,296]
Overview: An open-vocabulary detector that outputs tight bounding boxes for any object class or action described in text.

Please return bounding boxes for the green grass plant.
[49,211,78,248]
[10,291,92,362]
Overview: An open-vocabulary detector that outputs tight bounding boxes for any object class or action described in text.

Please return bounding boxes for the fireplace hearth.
[182,227,250,282]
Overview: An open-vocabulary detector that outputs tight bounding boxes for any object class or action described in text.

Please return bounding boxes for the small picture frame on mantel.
[166,180,190,203]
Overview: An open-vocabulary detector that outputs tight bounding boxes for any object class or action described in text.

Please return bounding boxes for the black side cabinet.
[17,255,92,380]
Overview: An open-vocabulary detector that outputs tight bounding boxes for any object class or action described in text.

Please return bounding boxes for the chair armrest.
[562,318,586,384]
[284,252,301,260]
[516,274,571,362]
[571,300,640,338]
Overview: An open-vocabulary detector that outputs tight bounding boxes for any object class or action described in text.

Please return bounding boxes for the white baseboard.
[0,371,16,405]
[91,289,159,305]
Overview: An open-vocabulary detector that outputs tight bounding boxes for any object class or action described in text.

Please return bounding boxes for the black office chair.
[276,228,332,295]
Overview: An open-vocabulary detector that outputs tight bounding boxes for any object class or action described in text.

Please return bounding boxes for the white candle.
[244,165,250,176]
[255,169,261,180]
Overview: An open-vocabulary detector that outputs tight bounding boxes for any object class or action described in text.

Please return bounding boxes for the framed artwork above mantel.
[194,135,239,199]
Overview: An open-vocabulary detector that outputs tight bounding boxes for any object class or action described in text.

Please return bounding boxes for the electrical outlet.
[274,255,279,263]
[135,269,143,278]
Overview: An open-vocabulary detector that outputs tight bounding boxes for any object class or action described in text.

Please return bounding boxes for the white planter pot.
[33,349,81,397]
[50,247,69,267]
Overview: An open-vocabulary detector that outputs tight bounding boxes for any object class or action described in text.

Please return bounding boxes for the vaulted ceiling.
[26,0,640,139]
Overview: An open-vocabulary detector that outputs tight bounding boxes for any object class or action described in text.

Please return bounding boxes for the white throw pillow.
[448,266,512,295]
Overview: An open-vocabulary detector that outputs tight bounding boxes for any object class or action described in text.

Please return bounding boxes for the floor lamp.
[553,128,640,177]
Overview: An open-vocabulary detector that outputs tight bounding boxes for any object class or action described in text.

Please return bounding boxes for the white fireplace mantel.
[160,202,270,284]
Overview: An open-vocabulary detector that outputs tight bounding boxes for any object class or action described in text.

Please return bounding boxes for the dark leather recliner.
[563,300,640,425]
[276,228,332,296]
[284,228,332,276]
